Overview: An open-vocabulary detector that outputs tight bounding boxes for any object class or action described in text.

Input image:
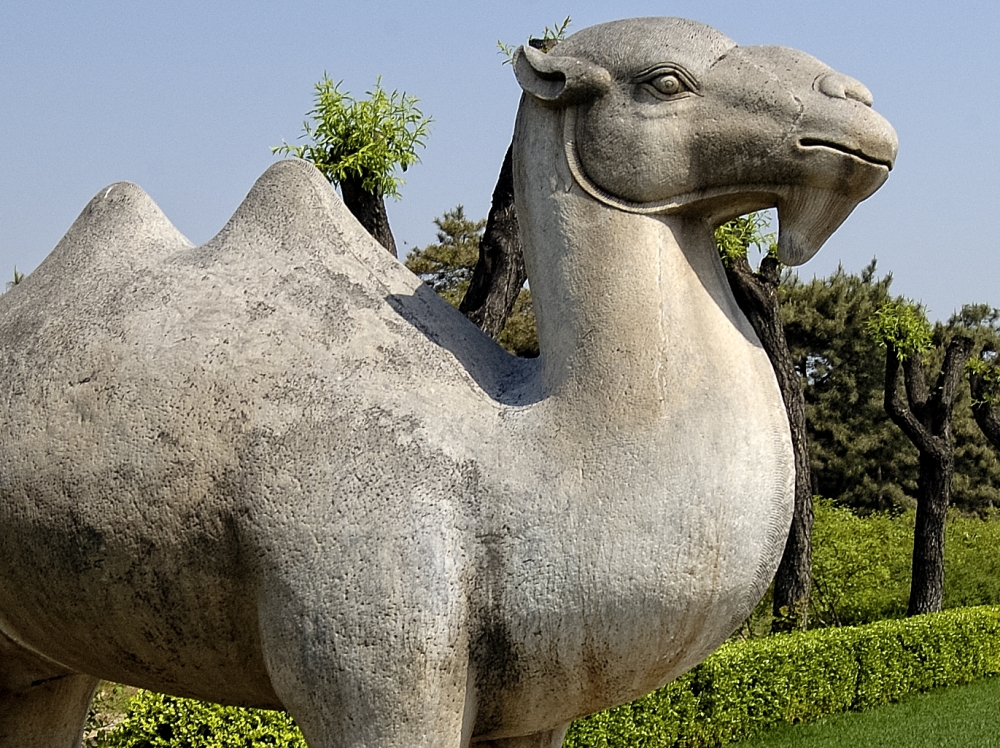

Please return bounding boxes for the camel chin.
[0,16,895,748]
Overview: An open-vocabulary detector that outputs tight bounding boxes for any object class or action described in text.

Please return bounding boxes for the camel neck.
[513,102,753,427]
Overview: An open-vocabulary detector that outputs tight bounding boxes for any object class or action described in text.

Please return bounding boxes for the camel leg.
[257,594,472,748]
[475,725,570,748]
[0,631,99,748]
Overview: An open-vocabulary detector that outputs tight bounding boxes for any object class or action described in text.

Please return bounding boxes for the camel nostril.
[816,72,873,107]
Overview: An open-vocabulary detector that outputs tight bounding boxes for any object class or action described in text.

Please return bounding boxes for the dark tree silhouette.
[459,145,525,338]
[877,323,975,614]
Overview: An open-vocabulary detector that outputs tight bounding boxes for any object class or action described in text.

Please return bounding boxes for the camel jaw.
[773,136,894,265]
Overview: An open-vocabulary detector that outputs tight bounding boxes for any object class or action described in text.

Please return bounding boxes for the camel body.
[0,18,896,748]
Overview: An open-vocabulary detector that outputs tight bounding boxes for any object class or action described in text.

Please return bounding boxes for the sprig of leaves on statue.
[865,299,934,361]
[5,267,24,291]
[272,75,430,199]
[497,16,572,63]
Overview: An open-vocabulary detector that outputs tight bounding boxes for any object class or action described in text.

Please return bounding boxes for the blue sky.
[2,1,997,320]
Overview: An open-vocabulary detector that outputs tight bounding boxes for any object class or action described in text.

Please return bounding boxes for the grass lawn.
[735,677,1000,748]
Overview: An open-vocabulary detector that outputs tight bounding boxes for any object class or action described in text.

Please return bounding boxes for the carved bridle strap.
[563,107,780,217]
[563,107,683,215]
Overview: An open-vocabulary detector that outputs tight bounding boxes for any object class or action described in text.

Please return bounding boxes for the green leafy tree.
[273,75,430,257]
[781,262,917,511]
[867,299,975,615]
[717,213,812,631]
[782,267,1000,515]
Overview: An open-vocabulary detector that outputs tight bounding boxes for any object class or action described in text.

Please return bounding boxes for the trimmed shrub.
[90,690,305,748]
[91,608,1000,748]
[564,606,1000,748]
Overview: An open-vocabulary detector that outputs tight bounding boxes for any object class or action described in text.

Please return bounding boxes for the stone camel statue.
[0,17,896,748]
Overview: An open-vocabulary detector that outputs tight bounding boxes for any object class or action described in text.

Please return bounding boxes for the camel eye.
[650,74,685,96]
[635,66,699,100]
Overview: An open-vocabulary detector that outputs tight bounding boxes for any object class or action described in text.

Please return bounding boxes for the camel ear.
[513,44,611,106]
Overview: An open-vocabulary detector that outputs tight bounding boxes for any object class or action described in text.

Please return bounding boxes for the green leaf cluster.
[272,75,430,199]
[714,213,776,267]
[865,299,933,360]
[88,690,304,748]
[563,606,1000,748]
[497,16,572,63]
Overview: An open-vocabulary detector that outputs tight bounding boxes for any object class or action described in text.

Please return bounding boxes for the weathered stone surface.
[0,17,895,748]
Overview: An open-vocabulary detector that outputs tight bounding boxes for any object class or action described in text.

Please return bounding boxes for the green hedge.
[564,606,1000,748]
[91,607,1000,748]
[88,691,304,747]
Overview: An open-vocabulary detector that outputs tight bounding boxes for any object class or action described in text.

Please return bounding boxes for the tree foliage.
[865,298,933,360]
[405,206,484,305]
[868,299,976,614]
[405,207,538,357]
[715,212,775,267]
[273,74,429,199]
[273,75,430,256]
[782,263,919,511]
[780,265,1000,516]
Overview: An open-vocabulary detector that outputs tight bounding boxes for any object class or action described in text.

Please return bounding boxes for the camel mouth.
[798,138,894,171]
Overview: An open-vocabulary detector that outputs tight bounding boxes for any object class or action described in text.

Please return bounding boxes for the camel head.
[514,17,898,264]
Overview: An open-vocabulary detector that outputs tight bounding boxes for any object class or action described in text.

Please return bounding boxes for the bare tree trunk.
[909,451,951,613]
[459,144,526,338]
[724,255,813,631]
[881,336,974,616]
[340,175,397,257]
